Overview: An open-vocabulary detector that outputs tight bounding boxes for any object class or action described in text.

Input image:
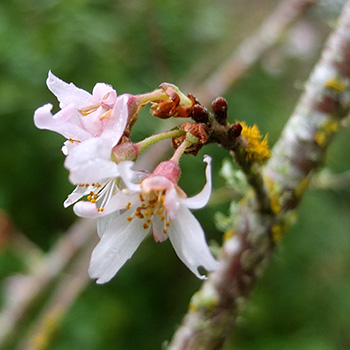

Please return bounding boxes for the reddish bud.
[228,123,242,139]
[212,97,228,125]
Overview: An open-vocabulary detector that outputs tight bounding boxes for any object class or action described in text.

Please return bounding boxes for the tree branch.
[168,1,350,349]
[0,219,96,348]
[192,0,319,106]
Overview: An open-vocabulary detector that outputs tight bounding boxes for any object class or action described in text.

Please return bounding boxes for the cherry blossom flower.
[85,155,219,284]
[34,72,136,210]
[34,71,130,154]
[63,136,146,214]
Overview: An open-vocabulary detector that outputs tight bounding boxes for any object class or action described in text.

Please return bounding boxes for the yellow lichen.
[324,77,346,93]
[295,177,309,199]
[271,224,283,243]
[265,177,282,215]
[239,121,270,164]
[314,120,339,147]
[223,228,235,241]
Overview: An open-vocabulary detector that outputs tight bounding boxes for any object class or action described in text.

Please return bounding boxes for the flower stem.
[170,138,191,164]
[136,89,168,105]
[136,129,186,154]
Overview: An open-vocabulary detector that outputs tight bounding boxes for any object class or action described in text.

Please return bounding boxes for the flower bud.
[212,97,228,125]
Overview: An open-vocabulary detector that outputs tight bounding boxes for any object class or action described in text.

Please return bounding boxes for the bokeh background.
[1,0,350,349]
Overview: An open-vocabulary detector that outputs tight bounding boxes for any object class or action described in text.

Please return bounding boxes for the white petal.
[92,83,117,107]
[164,186,180,220]
[65,138,120,184]
[168,205,219,279]
[100,94,130,146]
[88,211,149,284]
[64,185,89,207]
[181,155,212,209]
[97,212,119,238]
[152,215,169,242]
[118,161,141,192]
[73,192,139,218]
[73,201,102,217]
[34,103,91,141]
[47,71,93,109]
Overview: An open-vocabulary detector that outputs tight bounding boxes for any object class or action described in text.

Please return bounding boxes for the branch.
[17,241,94,350]
[168,1,350,349]
[192,0,318,106]
[0,219,96,348]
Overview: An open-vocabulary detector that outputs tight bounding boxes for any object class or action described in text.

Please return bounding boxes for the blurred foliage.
[0,0,349,349]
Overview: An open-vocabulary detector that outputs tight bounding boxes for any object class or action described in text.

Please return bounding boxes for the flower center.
[125,190,171,234]
[79,178,118,212]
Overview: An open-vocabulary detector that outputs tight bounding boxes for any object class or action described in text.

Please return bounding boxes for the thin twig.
[0,219,96,348]
[192,0,319,106]
[18,239,94,350]
[168,1,350,349]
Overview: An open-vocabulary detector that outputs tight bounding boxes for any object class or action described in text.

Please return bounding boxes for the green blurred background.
[0,0,350,349]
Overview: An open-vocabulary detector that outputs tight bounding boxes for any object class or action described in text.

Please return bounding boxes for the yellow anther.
[144,210,149,216]
[157,208,163,215]
[90,199,96,204]
[126,216,133,222]
[96,184,102,188]
[163,229,168,234]
[97,207,104,212]
[143,223,149,230]
[93,194,98,199]
[160,195,165,202]
[165,221,170,227]
[146,219,152,224]
[160,215,165,221]
[85,184,89,188]
[99,110,111,121]
[87,195,92,201]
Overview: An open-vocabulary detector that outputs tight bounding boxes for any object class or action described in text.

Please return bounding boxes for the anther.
[143,223,149,229]
[126,216,133,222]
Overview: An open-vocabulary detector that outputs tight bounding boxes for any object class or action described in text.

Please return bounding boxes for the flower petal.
[88,211,149,284]
[168,205,219,279]
[163,186,180,220]
[152,215,169,242]
[181,155,212,209]
[92,83,117,107]
[64,185,89,208]
[100,94,130,146]
[34,103,91,141]
[96,212,119,238]
[65,138,118,184]
[47,71,93,109]
[73,192,139,218]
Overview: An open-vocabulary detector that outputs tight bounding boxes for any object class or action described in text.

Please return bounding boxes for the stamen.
[160,215,165,221]
[99,110,111,120]
[165,221,170,227]
[163,229,168,234]
[146,219,152,224]
[157,208,163,215]
[80,106,99,116]
[143,223,149,229]
[126,216,133,222]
